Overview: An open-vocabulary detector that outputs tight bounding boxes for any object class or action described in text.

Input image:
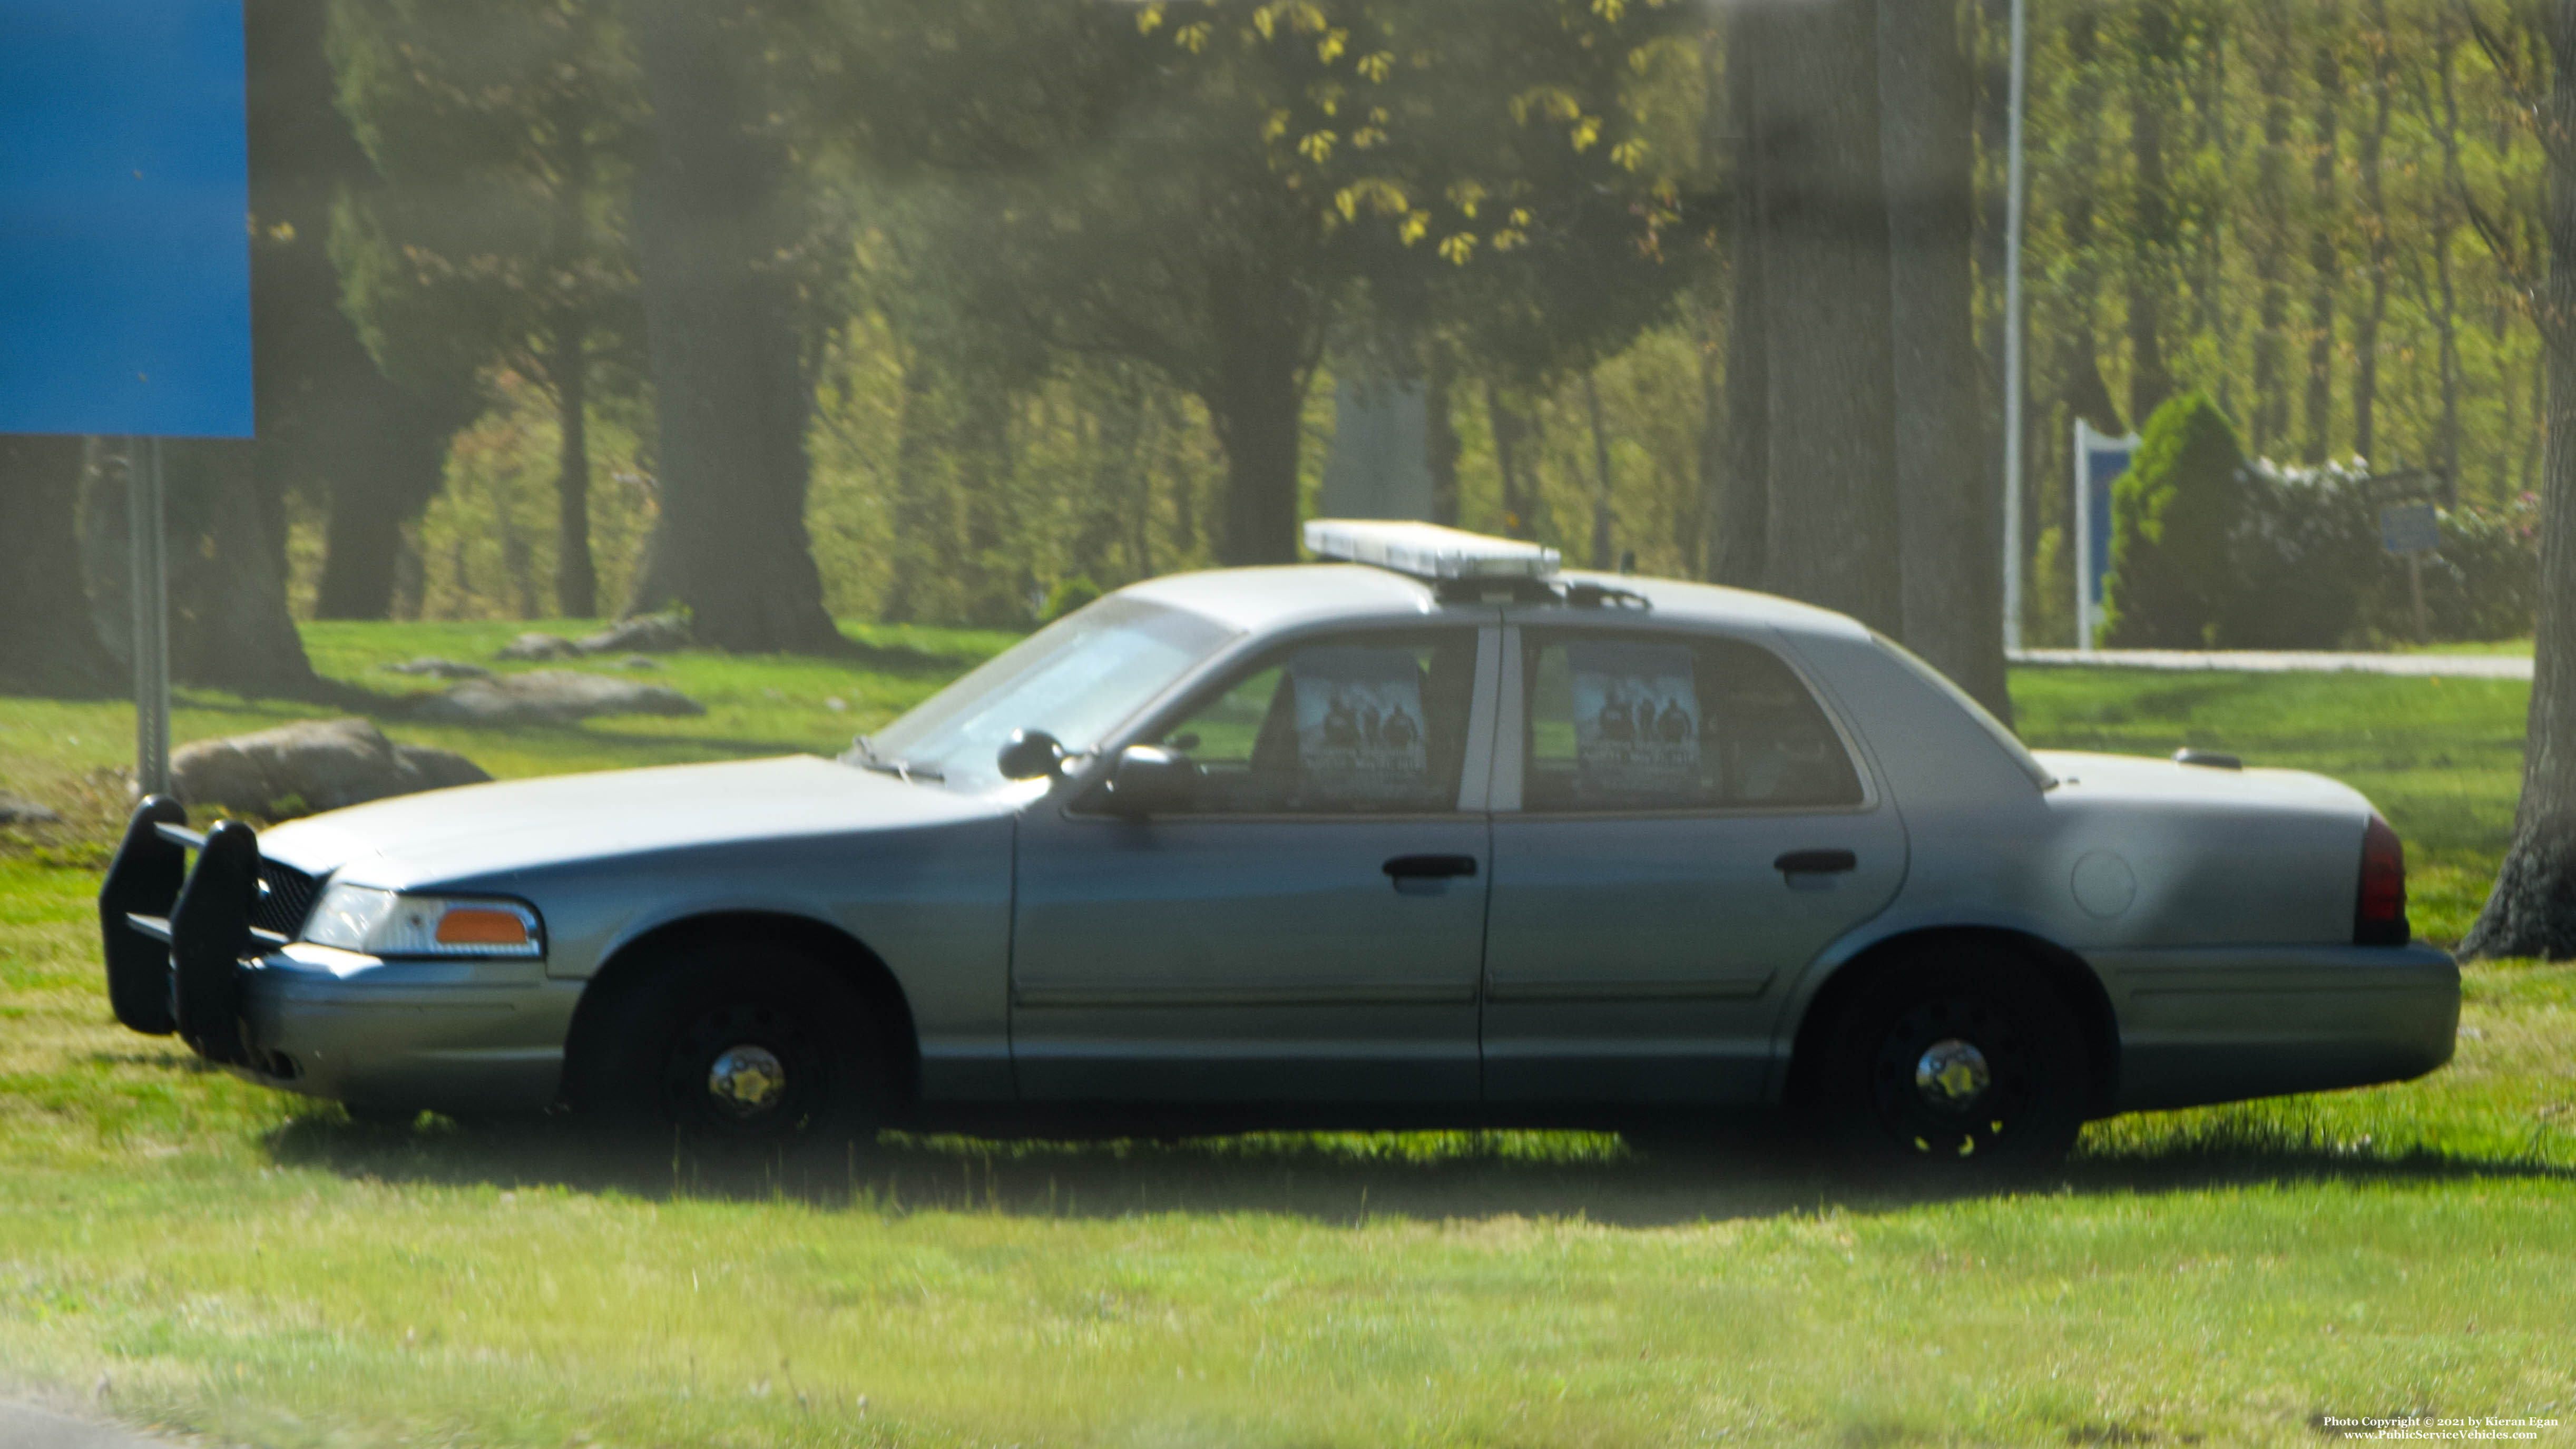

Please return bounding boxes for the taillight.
[2355,814,2409,946]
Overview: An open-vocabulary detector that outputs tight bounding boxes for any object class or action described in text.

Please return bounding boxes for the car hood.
[258,754,1018,889]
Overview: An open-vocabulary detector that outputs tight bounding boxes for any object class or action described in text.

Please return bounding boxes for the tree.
[1744,0,1903,637]
[329,0,648,620]
[2465,3,2576,960]
[2100,393,2244,650]
[1879,0,2009,722]
[865,0,1702,566]
[622,0,847,651]
[0,437,121,696]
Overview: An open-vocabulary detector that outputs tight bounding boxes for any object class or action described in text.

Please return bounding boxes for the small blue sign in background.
[2084,446,2130,603]
[0,0,252,437]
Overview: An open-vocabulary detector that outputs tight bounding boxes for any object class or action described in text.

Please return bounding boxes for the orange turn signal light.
[435,907,532,947]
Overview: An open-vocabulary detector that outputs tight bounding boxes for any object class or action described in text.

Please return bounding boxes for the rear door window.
[1521,630,1863,812]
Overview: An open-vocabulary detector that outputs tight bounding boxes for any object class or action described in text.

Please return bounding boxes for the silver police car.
[99,521,2457,1173]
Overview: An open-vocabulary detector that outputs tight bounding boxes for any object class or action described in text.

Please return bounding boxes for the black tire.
[1806,947,2090,1181]
[566,936,893,1167]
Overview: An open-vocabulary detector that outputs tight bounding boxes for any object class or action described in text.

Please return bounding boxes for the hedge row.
[2100,393,2537,649]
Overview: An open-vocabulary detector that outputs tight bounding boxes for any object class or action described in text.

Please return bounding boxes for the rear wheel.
[1807,947,2090,1180]
[569,935,892,1168]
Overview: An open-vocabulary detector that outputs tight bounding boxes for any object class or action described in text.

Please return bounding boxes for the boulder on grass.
[171,718,492,817]
[408,670,705,726]
[0,789,60,826]
[497,632,581,662]
[575,612,690,655]
[382,657,494,680]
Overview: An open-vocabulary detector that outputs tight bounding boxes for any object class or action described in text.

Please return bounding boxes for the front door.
[1012,624,1499,1104]
[1481,623,1908,1104]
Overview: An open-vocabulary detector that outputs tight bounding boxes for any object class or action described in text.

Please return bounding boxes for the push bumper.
[97,798,573,1114]
[2100,942,2461,1112]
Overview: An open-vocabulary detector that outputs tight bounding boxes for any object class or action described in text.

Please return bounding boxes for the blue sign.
[2380,503,2440,556]
[0,0,252,437]
[2084,446,2129,603]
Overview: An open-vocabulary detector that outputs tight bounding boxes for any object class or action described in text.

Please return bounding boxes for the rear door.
[1481,622,1907,1104]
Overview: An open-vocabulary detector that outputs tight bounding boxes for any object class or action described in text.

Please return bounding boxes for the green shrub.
[1042,574,1102,622]
[2101,393,2246,648]
[2214,459,2380,649]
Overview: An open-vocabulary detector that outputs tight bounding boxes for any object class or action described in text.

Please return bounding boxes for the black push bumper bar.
[99,795,286,1066]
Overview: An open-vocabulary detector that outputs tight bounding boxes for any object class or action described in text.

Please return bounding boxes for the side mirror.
[996,728,1066,781]
[1103,743,1196,816]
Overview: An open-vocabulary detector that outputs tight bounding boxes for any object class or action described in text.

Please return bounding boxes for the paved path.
[0,1402,176,1449]
[2010,648,2533,680]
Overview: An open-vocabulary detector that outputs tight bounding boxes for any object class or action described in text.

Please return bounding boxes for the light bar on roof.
[1302,519,1562,581]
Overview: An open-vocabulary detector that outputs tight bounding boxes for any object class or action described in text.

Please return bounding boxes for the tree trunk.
[551,314,599,619]
[1879,0,2011,724]
[2353,0,2395,463]
[1584,370,1616,570]
[312,398,452,621]
[1715,0,1769,593]
[1486,380,1534,539]
[1425,351,1461,528]
[167,441,325,699]
[1750,0,1903,637]
[1202,249,1319,567]
[2464,4,2576,960]
[2250,2,2296,457]
[2126,0,2182,425]
[627,0,845,653]
[0,436,123,696]
[2305,14,2343,462]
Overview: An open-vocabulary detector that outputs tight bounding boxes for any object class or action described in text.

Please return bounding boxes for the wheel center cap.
[707,1044,787,1118]
[1914,1037,1991,1111]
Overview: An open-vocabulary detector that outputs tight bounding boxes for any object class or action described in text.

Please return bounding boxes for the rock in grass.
[408,669,705,726]
[575,612,690,655]
[0,789,60,825]
[381,657,494,680]
[497,632,581,662]
[171,718,492,817]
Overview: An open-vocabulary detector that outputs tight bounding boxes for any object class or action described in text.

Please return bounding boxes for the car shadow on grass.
[261,1111,2576,1227]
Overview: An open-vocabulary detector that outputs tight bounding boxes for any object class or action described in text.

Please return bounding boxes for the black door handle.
[1774,849,1857,876]
[1384,854,1478,880]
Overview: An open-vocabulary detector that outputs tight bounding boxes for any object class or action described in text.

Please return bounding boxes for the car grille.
[253,859,320,940]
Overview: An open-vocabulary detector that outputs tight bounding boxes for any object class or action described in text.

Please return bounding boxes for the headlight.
[300,885,545,958]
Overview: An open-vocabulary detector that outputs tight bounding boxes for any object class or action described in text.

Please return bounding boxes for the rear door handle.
[1774,849,1857,876]
[1384,854,1478,880]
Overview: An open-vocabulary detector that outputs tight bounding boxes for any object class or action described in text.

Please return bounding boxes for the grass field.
[2,624,2571,1447]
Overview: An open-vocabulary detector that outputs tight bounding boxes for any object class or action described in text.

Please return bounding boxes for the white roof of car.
[1119,562,1874,641]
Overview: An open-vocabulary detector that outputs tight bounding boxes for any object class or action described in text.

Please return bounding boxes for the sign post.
[2072,420,2139,653]
[2379,501,2441,645]
[127,439,172,796]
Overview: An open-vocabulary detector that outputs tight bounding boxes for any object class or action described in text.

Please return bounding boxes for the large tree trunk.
[2465,5,2576,961]
[1749,0,1903,637]
[1202,250,1319,567]
[167,442,324,698]
[312,395,454,621]
[0,436,123,696]
[627,0,845,653]
[1714,1,1769,592]
[551,314,599,619]
[1879,0,2010,724]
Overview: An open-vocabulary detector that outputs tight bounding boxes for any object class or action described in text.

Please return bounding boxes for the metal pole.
[2001,0,2028,652]
[129,437,171,799]
[2073,419,2094,652]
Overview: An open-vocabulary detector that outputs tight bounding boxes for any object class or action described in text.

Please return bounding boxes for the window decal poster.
[1292,647,1427,801]
[1569,640,1698,794]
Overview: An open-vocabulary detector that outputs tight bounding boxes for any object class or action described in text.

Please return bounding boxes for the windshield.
[858,595,1237,790]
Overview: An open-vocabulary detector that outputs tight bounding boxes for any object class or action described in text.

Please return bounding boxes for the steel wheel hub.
[706,1044,788,1119]
[1913,1037,1991,1113]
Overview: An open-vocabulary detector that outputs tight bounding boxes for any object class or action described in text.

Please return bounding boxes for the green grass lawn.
[3,626,2571,1447]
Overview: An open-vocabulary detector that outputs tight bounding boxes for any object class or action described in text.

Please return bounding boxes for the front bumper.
[2100,942,2462,1112]
[98,797,575,1115]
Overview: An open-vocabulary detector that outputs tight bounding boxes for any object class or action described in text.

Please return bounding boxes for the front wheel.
[567,937,892,1168]
[1807,949,2090,1180]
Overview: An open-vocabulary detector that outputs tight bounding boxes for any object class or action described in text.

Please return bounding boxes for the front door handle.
[1774,849,1857,876]
[1384,854,1478,880]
